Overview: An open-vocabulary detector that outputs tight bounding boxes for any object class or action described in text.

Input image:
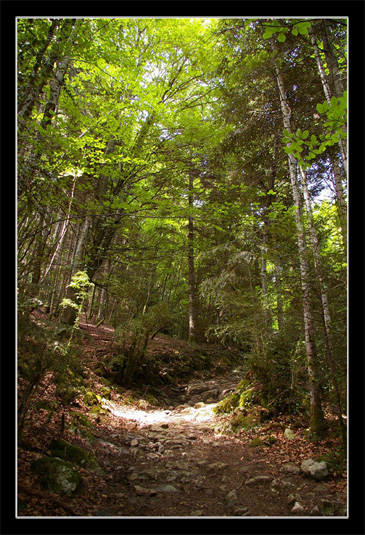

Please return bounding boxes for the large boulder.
[31,457,82,495]
[301,458,328,480]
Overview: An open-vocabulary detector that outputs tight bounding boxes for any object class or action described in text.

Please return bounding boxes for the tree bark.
[60,216,91,325]
[187,171,199,342]
[299,166,347,446]
[18,19,61,122]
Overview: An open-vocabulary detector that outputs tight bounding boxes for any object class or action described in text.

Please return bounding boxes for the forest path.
[86,373,345,517]
[67,319,347,517]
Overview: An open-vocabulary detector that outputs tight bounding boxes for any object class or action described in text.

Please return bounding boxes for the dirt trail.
[18,318,347,518]
[85,370,346,518]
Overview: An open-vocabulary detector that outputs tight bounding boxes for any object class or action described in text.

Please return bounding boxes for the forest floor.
[17,316,347,518]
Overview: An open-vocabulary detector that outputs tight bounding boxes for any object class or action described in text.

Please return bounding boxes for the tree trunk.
[299,166,347,446]
[187,171,199,342]
[18,19,61,122]
[61,216,91,325]
[329,153,347,251]
[274,56,326,435]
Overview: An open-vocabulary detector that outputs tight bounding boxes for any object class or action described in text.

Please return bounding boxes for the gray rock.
[301,459,328,480]
[201,389,219,402]
[284,428,295,440]
[232,506,249,516]
[320,499,343,516]
[226,489,239,507]
[134,485,157,496]
[186,383,210,395]
[287,493,300,505]
[245,475,272,486]
[31,457,82,495]
[207,462,228,471]
[281,462,301,475]
[155,483,180,493]
[291,501,305,513]
[310,505,321,516]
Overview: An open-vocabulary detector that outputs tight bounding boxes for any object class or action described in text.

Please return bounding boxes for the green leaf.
[302,130,309,139]
[278,33,286,42]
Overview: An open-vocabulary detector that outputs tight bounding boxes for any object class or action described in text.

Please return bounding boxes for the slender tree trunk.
[187,172,199,342]
[61,216,91,325]
[274,56,326,435]
[30,210,52,294]
[18,19,61,122]
[299,166,347,446]
[329,155,347,251]
[273,241,284,332]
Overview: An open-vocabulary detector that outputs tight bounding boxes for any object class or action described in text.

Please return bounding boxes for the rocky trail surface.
[88,373,346,518]
[18,319,347,518]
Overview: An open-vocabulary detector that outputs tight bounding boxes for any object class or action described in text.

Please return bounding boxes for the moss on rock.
[83,391,101,406]
[71,411,94,428]
[31,457,82,495]
[50,439,104,475]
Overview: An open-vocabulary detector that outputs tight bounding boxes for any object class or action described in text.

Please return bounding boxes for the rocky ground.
[17,318,348,518]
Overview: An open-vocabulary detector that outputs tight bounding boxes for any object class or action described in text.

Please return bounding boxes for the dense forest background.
[17,17,347,444]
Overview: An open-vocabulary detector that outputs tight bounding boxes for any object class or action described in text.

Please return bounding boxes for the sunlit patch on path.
[102,399,219,428]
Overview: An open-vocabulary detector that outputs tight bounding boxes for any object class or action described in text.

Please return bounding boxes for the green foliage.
[282,92,347,169]
[17,18,347,424]
[262,19,311,42]
[18,295,86,438]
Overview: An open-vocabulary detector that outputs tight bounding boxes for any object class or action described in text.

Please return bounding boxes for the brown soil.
[17,318,347,518]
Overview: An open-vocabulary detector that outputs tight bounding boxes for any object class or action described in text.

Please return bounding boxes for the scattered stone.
[309,505,321,516]
[193,475,205,488]
[95,510,112,516]
[201,389,219,402]
[207,462,228,471]
[320,499,341,516]
[284,428,295,440]
[270,479,280,493]
[245,475,272,486]
[155,484,180,493]
[281,462,301,475]
[301,459,328,481]
[291,501,305,513]
[287,493,300,505]
[226,489,239,507]
[281,479,297,489]
[134,485,157,496]
[232,506,249,516]
[130,438,139,447]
